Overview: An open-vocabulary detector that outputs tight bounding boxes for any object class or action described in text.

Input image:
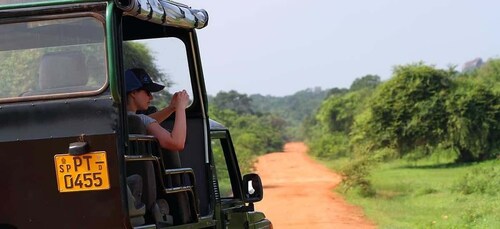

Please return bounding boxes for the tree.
[474,58,500,92]
[250,87,331,140]
[212,90,254,114]
[0,50,42,98]
[446,79,500,162]
[208,103,286,173]
[316,89,373,133]
[365,63,452,156]
[326,87,349,98]
[350,74,381,91]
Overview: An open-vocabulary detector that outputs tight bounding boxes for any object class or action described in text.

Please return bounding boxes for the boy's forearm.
[170,108,187,150]
[149,105,175,123]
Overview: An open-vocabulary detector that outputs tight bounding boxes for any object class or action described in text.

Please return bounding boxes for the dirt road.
[253,142,376,229]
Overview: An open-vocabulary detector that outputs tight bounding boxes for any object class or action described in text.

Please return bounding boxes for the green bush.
[308,131,349,159]
[339,156,377,197]
[452,162,500,195]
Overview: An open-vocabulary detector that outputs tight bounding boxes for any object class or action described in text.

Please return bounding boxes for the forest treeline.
[206,88,329,172]
[207,60,500,184]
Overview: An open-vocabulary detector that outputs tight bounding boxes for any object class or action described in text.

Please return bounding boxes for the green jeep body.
[0,0,271,228]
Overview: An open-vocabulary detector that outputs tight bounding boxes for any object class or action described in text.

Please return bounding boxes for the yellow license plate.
[54,151,110,193]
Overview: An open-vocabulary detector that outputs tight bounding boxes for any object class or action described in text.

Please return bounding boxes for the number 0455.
[54,151,110,193]
[63,172,104,189]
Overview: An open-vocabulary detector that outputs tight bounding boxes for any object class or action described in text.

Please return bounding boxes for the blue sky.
[178,0,500,96]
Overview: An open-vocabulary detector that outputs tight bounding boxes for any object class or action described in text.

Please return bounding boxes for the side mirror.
[242,173,263,203]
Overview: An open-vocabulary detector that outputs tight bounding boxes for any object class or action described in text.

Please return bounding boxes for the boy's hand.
[176,90,190,109]
[171,90,189,110]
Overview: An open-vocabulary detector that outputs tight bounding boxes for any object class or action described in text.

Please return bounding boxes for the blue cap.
[125,68,165,93]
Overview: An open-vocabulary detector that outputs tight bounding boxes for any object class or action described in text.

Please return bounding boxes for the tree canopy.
[211,90,254,115]
[306,62,499,163]
[349,74,381,91]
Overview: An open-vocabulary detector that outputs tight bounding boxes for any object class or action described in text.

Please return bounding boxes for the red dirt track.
[254,142,376,229]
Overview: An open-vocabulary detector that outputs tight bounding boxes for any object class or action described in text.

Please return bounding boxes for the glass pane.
[123,38,193,108]
[0,17,106,100]
[0,0,47,5]
[211,138,234,198]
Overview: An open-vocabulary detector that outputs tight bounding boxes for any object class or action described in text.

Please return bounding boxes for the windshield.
[0,16,107,102]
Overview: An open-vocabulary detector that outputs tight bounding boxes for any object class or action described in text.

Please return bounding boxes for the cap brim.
[143,83,165,93]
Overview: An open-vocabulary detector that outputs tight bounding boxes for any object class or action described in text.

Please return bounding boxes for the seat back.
[39,51,88,90]
[23,51,91,96]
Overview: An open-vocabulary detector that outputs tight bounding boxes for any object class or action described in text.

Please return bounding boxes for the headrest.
[38,51,88,90]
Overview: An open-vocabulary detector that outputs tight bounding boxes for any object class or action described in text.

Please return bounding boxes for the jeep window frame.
[0,6,108,104]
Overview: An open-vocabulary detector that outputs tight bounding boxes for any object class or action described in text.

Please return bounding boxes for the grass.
[319,156,500,228]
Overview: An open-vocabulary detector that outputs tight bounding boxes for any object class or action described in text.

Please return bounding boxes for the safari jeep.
[0,0,272,228]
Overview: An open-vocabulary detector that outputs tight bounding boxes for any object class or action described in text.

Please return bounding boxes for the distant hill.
[207,87,333,140]
[250,87,330,124]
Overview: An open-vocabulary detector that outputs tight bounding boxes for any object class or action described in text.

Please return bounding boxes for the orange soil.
[253,142,376,229]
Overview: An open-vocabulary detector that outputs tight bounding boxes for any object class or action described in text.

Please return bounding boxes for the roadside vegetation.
[205,58,499,227]
[208,91,288,174]
[206,87,332,174]
[321,153,500,228]
[304,60,500,228]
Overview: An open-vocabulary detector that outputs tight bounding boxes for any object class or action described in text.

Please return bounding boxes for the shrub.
[452,163,500,195]
[308,131,349,159]
[339,156,377,197]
